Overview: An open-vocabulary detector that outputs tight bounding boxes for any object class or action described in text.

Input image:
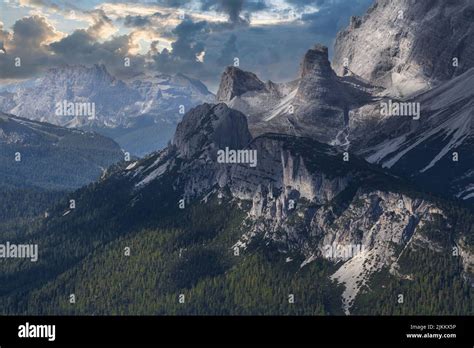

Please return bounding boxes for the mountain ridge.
[0,111,123,190]
[0,64,215,156]
[1,100,472,315]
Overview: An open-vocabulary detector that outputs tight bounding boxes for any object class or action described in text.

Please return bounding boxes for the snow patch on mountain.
[0,65,215,155]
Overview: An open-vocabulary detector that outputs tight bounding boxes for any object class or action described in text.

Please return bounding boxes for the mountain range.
[0,111,122,190]
[215,51,473,204]
[0,65,215,156]
[0,0,473,315]
[1,100,472,315]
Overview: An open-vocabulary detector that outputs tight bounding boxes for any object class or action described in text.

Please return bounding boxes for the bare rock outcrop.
[333,0,474,97]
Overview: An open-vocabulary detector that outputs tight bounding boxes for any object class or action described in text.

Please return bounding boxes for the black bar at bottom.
[0,316,472,346]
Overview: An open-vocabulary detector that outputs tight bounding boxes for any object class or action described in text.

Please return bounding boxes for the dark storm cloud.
[216,33,238,66]
[0,15,60,79]
[200,0,268,24]
[49,30,146,78]
[151,19,210,77]
[217,0,245,23]
[170,19,208,60]
[49,30,92,56]
[12,15,58,47]
[49,30,131,61]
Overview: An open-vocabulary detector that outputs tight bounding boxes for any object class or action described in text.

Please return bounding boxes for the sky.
[0,0,374,91]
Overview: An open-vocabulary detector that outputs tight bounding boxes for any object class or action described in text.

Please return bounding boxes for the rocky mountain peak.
[172,103,252,159]
[294,44,351,108]
[333,0,474,96]
[216,66,266,102]
[299,44,334,79]
[45,64,116,85]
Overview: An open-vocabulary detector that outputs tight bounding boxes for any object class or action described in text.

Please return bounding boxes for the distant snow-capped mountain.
[0,64,215,156]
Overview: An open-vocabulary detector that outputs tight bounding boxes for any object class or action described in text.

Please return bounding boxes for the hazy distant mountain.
[0,65,215,156]
[0,112,123,190]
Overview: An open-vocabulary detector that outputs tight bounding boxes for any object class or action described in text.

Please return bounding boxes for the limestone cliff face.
[169,104,454,314]
[294,45,349,115]
[235,183,447,314]
[170,103,253,199]
[173,103,252,160]
[458,237,474,284]
[126,100,470,314]
[333,0,474,97]
[229,135,352,208]
[352,68,474,203]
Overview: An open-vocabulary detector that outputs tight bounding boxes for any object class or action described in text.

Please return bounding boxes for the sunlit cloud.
[1,0,374,88]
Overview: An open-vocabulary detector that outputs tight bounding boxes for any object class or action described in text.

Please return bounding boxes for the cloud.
[0,15,143,80]
[49,29,146,78]
[216,33,238,66]
[216,0,245,23]
[124,14,151,27]
[200,0,268,24]
[0,0,376,90]
[151,19,209,76]
[123,12,166,28]
[85,9,118,38]
[0,15,64,79]
[12,15,63,46]
[299,0,373,36]
[18,0,61,12]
